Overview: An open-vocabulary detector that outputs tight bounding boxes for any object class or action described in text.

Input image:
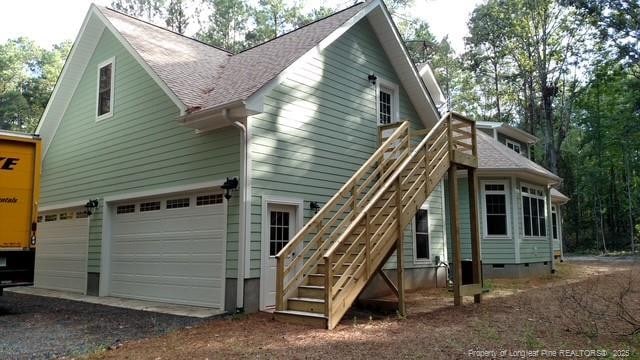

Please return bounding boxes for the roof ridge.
[97,5,234,55]
[235,1,365,55]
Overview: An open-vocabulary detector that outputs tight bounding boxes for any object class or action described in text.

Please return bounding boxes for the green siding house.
[34,0,452,313]
[34,0,567,315]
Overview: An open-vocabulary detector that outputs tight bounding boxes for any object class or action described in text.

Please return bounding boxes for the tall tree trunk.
[542,83,557,173]
[625,153,635,252]
[494,62,501,121]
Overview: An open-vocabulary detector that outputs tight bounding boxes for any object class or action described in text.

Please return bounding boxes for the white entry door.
[260,203,299,311]
[35,208,89,294]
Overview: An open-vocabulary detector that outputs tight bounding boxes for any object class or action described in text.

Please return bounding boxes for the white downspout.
[224,109,248,311]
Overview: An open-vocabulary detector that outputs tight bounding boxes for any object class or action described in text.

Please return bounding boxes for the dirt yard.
[90,260,640,360]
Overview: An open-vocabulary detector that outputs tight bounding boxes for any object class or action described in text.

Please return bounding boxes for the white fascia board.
[35,6,93,135]
[419,64,446,107]
[478,169,560,186]
[368,4,440,127]
[246,0,440,129]
[36,8,102,155]
[245,1,378,113]
[93,5,187,116]
[37,5,188,157]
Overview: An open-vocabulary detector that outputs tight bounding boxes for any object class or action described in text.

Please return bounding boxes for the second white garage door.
[34,208,89,294]
[110,192,226,308]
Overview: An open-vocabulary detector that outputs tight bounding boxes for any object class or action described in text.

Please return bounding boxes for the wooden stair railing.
[275,122,412,311]
[275,113,477,329]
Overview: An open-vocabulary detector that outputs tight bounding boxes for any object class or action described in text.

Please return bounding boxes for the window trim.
[96,57,115,122]
[505,139,522,154]
[480,180,511,239]
[521,183,548,239]
[551,205,558,240]
[376,77,400,126]
[412,205,431,264]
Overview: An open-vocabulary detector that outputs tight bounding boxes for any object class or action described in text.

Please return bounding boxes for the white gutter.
[223,108,249,311]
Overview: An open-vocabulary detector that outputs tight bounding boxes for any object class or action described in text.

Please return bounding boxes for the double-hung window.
[482,182,510,237]
[97,58,114,120]
[414,208,429,261]
[522,185,547,237]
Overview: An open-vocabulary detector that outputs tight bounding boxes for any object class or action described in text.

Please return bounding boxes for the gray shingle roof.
[477,130,560,183]
[98,6,232,109]
[97,3,366,112]
[201,3,366,111]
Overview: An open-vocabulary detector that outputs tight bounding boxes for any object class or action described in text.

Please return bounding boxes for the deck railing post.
[365,212,371,278]
[276,255,284,311]
[324,254,333,327]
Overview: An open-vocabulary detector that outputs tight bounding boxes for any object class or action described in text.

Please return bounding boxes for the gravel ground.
[0,292,207,359]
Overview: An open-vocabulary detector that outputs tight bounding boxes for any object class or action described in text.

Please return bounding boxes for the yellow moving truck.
[0,131,41,295]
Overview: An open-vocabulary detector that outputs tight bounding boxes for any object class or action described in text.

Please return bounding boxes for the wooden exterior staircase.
[274,112,481,329]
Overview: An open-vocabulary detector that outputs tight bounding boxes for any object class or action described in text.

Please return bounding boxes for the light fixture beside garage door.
[221,177,239,200]
[84,199,99,215]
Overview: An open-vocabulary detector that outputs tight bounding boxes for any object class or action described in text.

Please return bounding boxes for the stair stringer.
[324,159,451,329]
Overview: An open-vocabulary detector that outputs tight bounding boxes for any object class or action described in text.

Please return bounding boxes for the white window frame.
[376,77,400,126]
[480,180,511,239]
[551,205,558,240]
[96,57,115,121]
[521,183,547,239]
[412,204,431,264]
[506,139,522,154]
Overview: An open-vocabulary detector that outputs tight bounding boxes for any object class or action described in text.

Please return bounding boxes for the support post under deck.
[468,167,482,303]
[448,163,463,306]
[395,178,406,316]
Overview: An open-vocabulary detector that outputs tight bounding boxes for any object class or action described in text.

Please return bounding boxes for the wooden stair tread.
[299,285,324,289]
[275,310,326,318]
[289,297,325,303]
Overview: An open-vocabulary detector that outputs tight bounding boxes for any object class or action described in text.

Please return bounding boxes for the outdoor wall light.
[222,177,239,200]
[368,73,377,85]
[85,199,99,216]
[309,201,321,214]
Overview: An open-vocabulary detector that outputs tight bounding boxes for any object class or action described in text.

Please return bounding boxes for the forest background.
[1,0,638,253]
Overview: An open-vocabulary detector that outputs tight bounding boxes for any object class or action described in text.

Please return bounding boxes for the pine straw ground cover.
[89,261,640,360]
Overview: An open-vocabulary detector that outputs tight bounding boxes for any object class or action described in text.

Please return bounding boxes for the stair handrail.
[322,112,476,328]
[275,121,411,310]
[322,113,453,260]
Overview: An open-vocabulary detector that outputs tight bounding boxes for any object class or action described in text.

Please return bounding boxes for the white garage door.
[110,192,226,309]
[34,209,89,294]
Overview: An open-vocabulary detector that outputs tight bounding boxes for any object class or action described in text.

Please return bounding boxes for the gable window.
[522,185,547,238]
[414,208,430,261]
[376,79,399,125]
[506,139,521,154]
[482,182,510,237]
[97,58,115,120]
